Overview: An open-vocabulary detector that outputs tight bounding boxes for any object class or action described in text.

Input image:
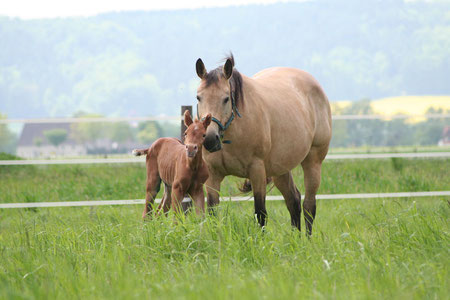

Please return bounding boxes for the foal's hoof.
[142,212,152,220]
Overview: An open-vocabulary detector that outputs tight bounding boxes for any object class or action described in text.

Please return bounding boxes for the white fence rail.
[1,191,449,209]
[0,116,181,124]
[1,113,449,124]
[1,152,449,166]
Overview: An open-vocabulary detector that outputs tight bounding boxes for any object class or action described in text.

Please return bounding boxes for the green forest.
[0,0,449,119]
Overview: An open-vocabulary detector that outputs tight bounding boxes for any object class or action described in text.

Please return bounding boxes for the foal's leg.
[273,172,302,231]
[301,145,327,236]
[143,176,161,218]
[143,159,161,219]
[156,183,171,216]
[188,184,206,217]
[171,181,186,216]
[249,160,268,228]
[205,172,224,215]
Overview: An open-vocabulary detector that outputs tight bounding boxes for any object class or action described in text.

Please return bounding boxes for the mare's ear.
[203,113,212,129]
[196,58,207,79]
[184,110,193,127]
[223,58,233,80]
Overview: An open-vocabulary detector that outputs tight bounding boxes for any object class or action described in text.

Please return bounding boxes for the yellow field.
[332,95,450,116]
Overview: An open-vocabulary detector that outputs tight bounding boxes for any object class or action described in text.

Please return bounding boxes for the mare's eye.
[223,97,229,104]
[202,134,206,138]
[184,132,187,136]
[196,96,201,102]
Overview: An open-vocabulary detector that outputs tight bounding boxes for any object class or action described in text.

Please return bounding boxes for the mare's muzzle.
[203,132,222,153]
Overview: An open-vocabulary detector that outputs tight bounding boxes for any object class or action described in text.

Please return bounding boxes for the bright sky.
[0,0,304,19]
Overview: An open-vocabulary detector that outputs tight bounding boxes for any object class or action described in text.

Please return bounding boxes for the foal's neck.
[187,146,203,171]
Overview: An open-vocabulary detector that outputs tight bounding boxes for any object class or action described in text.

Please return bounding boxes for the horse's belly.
[204,150,249,178]
[266,139,310,176]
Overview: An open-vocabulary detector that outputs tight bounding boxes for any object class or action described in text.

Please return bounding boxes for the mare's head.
[195,54,243,152]
[183,110,212,158]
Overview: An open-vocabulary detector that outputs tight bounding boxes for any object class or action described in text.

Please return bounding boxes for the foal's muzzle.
[203,132,222,153]
[185,144,198,158]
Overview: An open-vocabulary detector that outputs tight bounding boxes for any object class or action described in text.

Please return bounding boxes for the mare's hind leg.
[273,172,302,231]
[301,145,328,235]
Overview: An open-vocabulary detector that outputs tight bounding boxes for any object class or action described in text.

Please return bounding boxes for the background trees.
[0,0,449,119]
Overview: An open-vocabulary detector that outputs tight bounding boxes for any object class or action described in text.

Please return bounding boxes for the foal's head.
[183,110,211,158]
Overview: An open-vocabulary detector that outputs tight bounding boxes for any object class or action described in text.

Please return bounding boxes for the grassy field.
[1,158,449,204]
[0,159,449,299]
[327,145,450,154]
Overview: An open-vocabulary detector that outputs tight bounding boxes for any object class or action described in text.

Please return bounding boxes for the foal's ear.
[223,58,233,80]
[203,113,212,129]
[184,110,193,127]
[196,58,207,79]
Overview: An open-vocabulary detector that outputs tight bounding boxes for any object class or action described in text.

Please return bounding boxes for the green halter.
[197,83,241,144]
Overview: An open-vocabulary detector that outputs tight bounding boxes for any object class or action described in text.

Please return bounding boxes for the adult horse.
[195,54,331,235]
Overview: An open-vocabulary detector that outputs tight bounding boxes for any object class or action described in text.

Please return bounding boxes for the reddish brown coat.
[133,111,212,217]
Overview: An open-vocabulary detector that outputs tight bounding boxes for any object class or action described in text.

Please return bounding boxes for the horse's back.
[250,67,331,174]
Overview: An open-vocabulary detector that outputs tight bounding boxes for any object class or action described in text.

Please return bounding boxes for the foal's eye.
[196,96,201,102]
[202,134,206,138]
[223,97,229,104]
[184,132,187,136]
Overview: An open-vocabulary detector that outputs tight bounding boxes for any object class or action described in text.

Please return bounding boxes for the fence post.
[181,105,193,212]
[181,105,192,143]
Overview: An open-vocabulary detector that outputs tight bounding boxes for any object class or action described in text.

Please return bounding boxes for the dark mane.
[204,54,244,109]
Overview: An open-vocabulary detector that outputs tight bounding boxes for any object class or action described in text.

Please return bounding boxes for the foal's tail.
[132,148,149,156]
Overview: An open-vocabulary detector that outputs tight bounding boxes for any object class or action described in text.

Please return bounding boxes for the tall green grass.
[0,198,448,299]
[0,158,448,299]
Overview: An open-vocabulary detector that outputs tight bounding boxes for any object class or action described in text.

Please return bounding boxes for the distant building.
[17,123,86,158]
[17,122,147,158]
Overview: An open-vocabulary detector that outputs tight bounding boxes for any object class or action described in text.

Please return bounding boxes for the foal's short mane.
[204,54,244,109]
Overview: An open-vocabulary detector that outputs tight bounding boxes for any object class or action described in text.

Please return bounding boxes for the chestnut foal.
[132,111,211,218]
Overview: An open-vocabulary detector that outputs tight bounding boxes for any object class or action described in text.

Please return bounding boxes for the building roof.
[18,123,78,147]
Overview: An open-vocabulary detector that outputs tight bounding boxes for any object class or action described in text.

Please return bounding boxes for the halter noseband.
[197,81,242,144]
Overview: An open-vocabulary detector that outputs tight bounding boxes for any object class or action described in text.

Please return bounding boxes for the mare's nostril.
[204,132,221,152]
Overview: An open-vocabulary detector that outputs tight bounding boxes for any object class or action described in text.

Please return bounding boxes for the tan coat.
[196,55,331,234]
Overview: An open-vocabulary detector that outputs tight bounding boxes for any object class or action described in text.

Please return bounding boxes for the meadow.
[0,158,449,299]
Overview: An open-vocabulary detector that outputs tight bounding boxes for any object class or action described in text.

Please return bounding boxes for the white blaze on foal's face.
[183,111,212,159]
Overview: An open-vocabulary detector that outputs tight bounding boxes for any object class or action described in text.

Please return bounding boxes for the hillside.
[332,96,450,116]
[0,0,449,118]
[371,96,450,116]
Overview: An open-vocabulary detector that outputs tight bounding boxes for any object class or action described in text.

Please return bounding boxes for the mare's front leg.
[249,160,267,228]
[205,172,224,215]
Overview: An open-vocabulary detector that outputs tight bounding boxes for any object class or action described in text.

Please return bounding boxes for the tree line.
[1,100,448,155]
[0,0,449,119]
